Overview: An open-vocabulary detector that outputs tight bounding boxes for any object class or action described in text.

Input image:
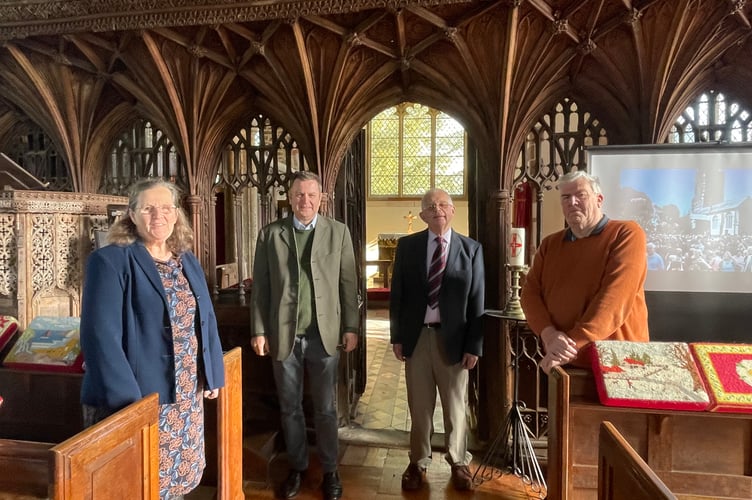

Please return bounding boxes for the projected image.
[589,146,752,293]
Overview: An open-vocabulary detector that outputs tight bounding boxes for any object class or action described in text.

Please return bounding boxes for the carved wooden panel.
[0,190,127,327]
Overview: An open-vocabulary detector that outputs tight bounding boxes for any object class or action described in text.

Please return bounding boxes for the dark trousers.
[272,334,340,472]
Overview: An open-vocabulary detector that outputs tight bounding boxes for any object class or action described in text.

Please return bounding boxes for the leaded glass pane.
[436,175,463,194]
[371,137,399,156]
[716,94,726,125]
[371,173,399,196]
[403,155,430,175]
[403,136,431,157]
[403,174,430,196]
[368,102,466,198]
[436,113,464,135]
[372,117,399,137]
[436,136,463,156]
[370,157,399,196]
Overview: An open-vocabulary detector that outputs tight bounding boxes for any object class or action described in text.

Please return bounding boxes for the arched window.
[103,120,187,195]
[668,91,752,143]
[368,102,465,198]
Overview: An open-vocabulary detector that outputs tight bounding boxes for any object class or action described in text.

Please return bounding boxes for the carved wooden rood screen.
[213,114,308,299]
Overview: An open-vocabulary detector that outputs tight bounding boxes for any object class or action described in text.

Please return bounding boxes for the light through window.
[368,102,465,198]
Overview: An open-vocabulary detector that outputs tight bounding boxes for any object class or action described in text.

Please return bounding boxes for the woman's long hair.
[106,178,194,254]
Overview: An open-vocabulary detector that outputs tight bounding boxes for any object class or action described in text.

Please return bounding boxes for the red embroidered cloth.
[691,343,752,413]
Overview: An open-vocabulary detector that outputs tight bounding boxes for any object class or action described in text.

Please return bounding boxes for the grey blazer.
[251,215,360,360]
[389,229,485,364]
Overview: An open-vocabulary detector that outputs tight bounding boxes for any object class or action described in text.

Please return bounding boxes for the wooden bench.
[0,347,244,500]
[0,392,159,499]
[598,421,676,500]
[549,366,752,500]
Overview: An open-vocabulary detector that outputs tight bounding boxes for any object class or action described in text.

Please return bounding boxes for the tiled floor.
[349,308,444,434]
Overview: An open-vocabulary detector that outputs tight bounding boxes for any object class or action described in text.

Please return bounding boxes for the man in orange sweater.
[520,170,649,373]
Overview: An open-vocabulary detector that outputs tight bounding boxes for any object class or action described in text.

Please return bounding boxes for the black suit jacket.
[389,229,485,364]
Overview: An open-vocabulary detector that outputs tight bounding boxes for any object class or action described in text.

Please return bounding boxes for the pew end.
[598,421,676,500]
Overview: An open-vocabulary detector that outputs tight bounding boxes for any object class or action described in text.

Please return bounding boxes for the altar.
[369,233,407,289]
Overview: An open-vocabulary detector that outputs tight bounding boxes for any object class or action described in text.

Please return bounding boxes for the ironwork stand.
[473,265,546,499]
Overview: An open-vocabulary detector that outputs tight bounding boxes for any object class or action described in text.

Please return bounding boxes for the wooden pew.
[0,348,243,499]
[598,421,676,500]
[212,346,244,499]
[0,392,159,499]
[0,439,50,498]
[549,366,752,500]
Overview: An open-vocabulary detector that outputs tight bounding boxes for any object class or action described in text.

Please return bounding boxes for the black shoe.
[321,471,343,500]
[280,469,305,499]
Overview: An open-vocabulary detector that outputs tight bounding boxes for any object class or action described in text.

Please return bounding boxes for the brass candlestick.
[501,264,527,320]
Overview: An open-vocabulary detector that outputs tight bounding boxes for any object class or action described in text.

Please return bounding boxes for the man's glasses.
[423,202,454,212]
[136,205,177,216]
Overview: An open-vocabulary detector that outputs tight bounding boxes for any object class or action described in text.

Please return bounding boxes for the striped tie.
[427,236,446,309]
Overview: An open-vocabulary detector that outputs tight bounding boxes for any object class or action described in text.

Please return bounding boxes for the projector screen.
[587,144,752,294]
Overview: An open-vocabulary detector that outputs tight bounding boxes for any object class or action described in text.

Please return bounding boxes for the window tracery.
[668,91,752,144]
[103,120,187,195]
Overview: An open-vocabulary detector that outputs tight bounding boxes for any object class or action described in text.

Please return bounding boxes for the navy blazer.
[80,241,225,410]
[389,229,485,364]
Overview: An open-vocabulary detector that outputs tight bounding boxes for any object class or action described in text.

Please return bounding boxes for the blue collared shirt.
[292,214,318,231]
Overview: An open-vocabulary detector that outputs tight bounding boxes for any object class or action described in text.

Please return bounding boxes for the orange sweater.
[520,219,649,368]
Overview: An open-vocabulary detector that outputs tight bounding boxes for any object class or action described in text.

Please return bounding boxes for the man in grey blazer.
[251,171,359,500]
[390,188,485,491]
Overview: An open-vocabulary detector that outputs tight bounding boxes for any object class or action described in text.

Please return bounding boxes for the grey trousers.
[405,326,471,468]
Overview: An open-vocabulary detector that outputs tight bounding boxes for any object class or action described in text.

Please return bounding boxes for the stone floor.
[349,308,445,434]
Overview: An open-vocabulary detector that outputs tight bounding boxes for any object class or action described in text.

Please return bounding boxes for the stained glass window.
[368,102,465,198]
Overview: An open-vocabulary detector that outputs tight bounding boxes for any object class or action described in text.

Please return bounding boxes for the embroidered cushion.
[691,342,752,413]
[591,340,710,411]
[3,316,83,373]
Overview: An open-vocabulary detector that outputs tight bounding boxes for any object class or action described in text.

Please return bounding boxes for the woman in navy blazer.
[80,178,224,500]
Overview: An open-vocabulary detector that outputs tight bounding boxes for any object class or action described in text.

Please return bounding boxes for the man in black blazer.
[389,188,485,491]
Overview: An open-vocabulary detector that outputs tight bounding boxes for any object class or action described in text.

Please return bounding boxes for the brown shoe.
[450,464,473,491]
[401,463,426,491]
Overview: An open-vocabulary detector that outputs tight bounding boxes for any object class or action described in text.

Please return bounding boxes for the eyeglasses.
[423,202,454,212]
[136,205,177,216]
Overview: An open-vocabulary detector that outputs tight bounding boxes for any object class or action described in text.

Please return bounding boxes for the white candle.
[509,227,525,266]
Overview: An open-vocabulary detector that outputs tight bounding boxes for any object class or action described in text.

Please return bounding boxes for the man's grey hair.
[557,169,602,195]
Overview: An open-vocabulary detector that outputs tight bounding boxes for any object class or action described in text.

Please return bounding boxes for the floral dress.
[156,256,205,499]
